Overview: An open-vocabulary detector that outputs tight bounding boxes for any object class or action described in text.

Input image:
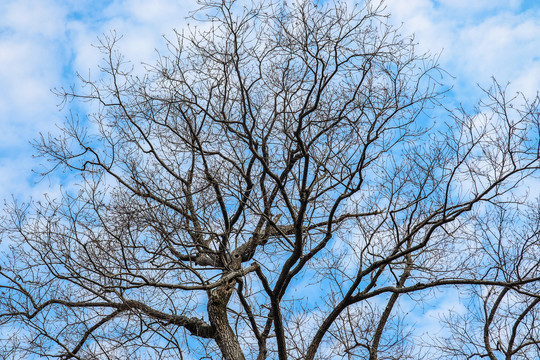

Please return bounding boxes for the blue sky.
[0,0,539,352]
[0,0,539,201]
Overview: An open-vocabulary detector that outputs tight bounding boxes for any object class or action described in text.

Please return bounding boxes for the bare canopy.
[1,1,540,359]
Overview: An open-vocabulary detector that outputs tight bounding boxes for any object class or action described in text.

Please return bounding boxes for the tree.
[1,0,540,359]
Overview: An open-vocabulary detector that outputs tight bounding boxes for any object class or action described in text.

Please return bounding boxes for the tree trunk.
[208,281,246,360]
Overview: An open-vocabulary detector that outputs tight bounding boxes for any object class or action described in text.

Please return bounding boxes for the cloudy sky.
[0,0,539,203]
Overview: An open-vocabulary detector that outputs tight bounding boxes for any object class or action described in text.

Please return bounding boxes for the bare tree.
[1,1,540,359]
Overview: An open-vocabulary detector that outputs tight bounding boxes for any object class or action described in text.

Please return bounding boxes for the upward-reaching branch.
[1,1,540,360]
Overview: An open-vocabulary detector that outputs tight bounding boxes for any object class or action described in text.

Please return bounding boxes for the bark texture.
[208,281,246,360]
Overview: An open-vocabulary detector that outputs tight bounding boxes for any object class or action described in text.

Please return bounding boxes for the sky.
[0,0,539,202]
[0,0,539,350]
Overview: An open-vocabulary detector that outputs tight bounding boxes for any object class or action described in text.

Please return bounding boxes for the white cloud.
[68,0,197,73]
[0,0,70,201]
[400,287,467,339]
[435,0,520,13]
[385,0,540,100]
[0,0,67,38]
[0,0,199,201]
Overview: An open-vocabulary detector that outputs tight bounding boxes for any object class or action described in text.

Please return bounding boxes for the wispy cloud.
[0,0,194,200]
[0,0,69,199]
[385,0,540,99]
